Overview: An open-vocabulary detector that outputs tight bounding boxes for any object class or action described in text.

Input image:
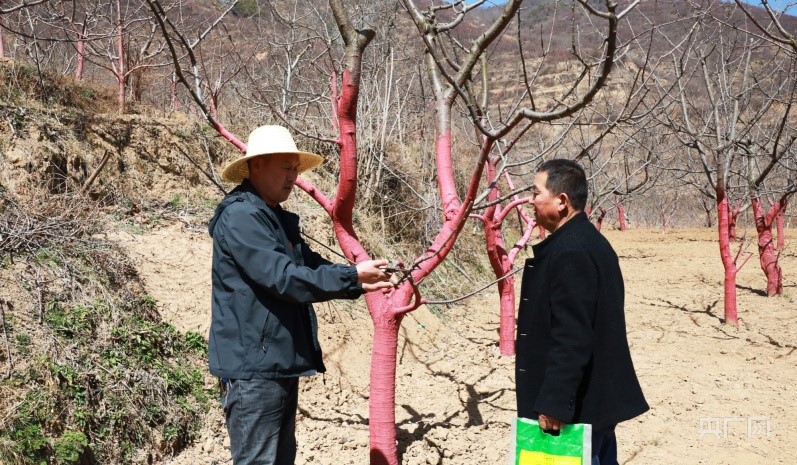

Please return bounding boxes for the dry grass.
[0,58,116,114]
[0,188,211,464]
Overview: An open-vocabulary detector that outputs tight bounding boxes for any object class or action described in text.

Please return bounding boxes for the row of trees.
[3,1,797,464]
[658,0,797,321]
[0,0,245,113]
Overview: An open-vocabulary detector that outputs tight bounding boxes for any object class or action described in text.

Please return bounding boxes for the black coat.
[207,180,363,380]
[515,212,648,430]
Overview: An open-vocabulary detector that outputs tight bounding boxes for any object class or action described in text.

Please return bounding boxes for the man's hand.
[538,413,565,432]
[356,259,394,292]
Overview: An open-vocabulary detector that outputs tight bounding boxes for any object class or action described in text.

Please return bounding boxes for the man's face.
[530,170,563,232]
[250,153,300,206]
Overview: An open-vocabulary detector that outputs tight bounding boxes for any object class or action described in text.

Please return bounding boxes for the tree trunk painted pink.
[477,158,535,356]
[69,19,86,80]
[728,203,740,242]
[211,121,245,152]
[717,185,739,326]
[617,203,627,231]
[357,132,488,465]
[367,312,403,464]
[482,203,516,356]
[331,67,364,251]
[351,91,494,464]
[75,37,85,80]
[494,272,517,356]
[751,196,784,296]
[499,175,535,355]
[595,207,607,231]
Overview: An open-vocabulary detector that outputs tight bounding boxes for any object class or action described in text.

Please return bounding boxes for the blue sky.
[741,0,796,13]
[478,0,795,14]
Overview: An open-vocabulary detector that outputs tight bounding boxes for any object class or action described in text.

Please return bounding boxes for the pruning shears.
[381,260,412,286]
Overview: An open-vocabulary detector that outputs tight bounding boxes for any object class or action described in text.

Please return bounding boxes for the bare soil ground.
[113,224,797,465]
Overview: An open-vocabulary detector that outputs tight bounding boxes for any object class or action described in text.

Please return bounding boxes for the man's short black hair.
[537,159,588,212]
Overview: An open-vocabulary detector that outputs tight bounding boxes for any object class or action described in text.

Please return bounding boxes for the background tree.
[736,0,797,286]
[655,3,797,324]
[741,104,797,296]
[0,1,44,56]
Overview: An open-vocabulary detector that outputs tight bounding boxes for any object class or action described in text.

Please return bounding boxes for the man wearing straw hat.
[208,125,392,465]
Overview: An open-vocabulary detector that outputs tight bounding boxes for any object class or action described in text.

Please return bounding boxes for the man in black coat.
[209,125,393,465]
[516,159,648,465]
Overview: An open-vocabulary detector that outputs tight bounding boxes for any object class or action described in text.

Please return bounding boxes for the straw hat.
[221,125,324,183]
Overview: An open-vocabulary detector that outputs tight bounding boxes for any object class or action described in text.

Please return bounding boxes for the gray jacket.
[208,180,363,379]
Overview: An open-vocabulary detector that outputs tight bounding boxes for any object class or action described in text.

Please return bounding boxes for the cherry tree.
[149,0,633,463]
[741,114,797,296]
[39,0,102,80]
[60,0,169,112]
[733,0,797,255]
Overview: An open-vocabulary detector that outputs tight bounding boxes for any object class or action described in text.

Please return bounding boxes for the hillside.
[472,0,797,108]
[0,61,237,198]
[0,59,240,464]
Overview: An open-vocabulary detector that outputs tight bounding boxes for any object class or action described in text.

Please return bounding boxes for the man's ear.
[557,192,570,212]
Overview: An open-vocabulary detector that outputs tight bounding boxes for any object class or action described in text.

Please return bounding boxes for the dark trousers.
[591,426,618,465]
[221,377,299,465]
